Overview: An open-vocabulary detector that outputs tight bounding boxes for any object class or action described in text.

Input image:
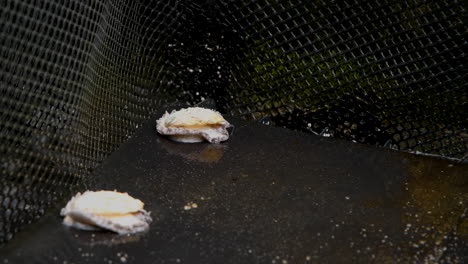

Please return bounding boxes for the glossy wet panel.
[1,118,466,264]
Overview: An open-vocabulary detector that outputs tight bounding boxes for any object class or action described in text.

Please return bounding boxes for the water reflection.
[66,228,145,246]
[157,137,227,163]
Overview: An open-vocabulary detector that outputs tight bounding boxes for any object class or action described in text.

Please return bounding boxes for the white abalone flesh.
[156,107,231,143]
[60,191,152,234]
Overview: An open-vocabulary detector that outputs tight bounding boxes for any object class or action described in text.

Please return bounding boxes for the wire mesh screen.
[218,0,467,157]
[0,0,466,244]
[0,0,184,244]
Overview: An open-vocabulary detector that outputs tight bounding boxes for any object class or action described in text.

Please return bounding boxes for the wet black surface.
[1,118,467,264]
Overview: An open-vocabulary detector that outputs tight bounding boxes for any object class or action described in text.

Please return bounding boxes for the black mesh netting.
[0,0,466,244]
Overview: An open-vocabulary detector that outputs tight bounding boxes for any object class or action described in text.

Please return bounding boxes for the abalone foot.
[169,135,205,143]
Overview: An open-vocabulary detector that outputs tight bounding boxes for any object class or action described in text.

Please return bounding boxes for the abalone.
[156,107,231,143]
[61,191,152,234]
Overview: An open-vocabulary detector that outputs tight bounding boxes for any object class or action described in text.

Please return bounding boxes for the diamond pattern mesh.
[218,0,467,157]
[0,0,466,244]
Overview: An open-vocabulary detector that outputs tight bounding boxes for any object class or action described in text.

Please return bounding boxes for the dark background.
[0,0,466,254]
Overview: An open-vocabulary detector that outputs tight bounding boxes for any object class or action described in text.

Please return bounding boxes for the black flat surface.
[1,118,467,264]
